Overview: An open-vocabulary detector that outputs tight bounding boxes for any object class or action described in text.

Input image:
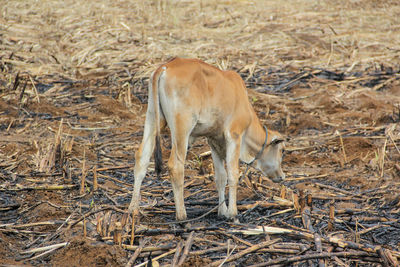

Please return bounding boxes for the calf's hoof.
[175,211,187,222]
[218,203,229,218]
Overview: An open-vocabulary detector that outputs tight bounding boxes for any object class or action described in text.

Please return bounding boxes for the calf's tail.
[152,66,166,177]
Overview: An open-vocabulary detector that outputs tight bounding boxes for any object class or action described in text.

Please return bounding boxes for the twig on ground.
[208,238,281,267]
[177,231,195,266]
[125,238,147,267]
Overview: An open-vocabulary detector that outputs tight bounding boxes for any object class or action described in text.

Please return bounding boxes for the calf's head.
[255,136,285,183]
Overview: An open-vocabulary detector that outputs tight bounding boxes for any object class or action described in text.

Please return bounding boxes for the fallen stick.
[190,245,300,257]
[207,238,281,267]
[122,244,174,252]
[301,205,314,233]
[372,75,399,91]
[12,71,20,91]
[0,203,20,211]
[125,239,146,267]
[27,246,62,261]
[379,248,399,267]
[380,138,387,178]
[0,228,47,235]
[84,178,130,194]
[216,230,254,247]
[274,219,312,233]
[333,256,348,267]
[28,75,40,103]
[215,244,237,267]
[97,173,132,187]
[134,248,177,267]
[231,226,294,236]
[190,245,246,256]
[312,195,362,201]
[194,237,226,247]
[80,147,86,195]
[238,200,292,211]
[258,248,300,254]
[388,132,400,155]
[18,81,27,103]
[231,226,399,256]
[358,224,390,235]
[301,197,323,267]
[171,241,184,267]
[40,214,73,245]
[93,166,98,191]
[135,226,220,236]
[247,251,375,267]
[271,242,309,251]
[20,242,68,255]
[3,220,64,229]
[284,173,328,181]
[177,231,195,266]
[328,200,335,231]
[70,126,115,131]
[0,184,78,191]
[314,182,358,196]
[314,233,325,267]
[340,216,396,223]
[336,130,347,164]
[96,165,132,171]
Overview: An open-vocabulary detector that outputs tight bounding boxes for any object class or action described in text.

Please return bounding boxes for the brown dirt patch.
[51,238,128,267]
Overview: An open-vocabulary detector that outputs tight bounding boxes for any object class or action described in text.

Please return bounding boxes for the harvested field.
[1,0,400,266]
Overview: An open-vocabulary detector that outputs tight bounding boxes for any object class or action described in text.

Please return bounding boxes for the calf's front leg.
[225,135,241,219]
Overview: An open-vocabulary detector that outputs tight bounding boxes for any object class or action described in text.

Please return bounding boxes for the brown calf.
[128,58,285,220]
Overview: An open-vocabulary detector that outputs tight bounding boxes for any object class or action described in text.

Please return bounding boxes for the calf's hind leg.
[167,114,194,221]
[128,110,165,215]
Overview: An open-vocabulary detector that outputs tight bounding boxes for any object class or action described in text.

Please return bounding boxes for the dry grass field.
[1,0,400,266]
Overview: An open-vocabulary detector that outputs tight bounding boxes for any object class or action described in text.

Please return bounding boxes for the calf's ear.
[270,137,284,146]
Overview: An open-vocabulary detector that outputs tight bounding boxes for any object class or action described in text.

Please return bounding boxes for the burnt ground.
[1,0,400,266]
[0,64,399,266]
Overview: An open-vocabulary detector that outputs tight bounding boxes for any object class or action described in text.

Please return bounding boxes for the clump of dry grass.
[1,0,400,84]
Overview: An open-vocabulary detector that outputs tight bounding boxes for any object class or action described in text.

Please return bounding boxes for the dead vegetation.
[1,0,400,266]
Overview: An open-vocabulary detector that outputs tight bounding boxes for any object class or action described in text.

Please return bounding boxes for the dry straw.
[1,0,400,82]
